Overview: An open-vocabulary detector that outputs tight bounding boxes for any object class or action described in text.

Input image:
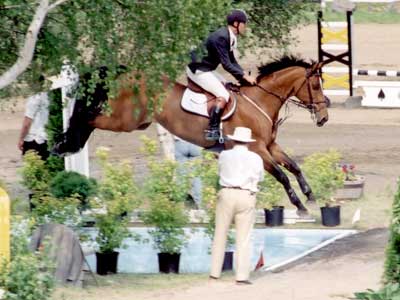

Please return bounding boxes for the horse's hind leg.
[269,142,316,204]
[251,143,309,216]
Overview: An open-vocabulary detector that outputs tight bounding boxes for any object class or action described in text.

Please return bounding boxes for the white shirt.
[24,92,49,144]
[218,145,264,192]
[228,27,237,51]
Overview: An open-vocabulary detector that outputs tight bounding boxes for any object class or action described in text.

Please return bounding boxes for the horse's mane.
[257,55,313,81]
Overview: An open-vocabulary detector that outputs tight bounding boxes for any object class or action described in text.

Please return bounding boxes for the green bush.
[91,147,141,254]
[94,214,131,253]
[49,170,97,207]
[384,179,400,284]
[96,147,139,215]
[257,172,285,209]
[20,151,50,192]
[302,149,345,206]
[31,193,82,229]
[0,218,55,300]
[140,136,189,254]
[142,196,188,254]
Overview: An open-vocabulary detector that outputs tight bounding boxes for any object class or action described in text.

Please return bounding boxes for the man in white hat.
[210,127,264,285]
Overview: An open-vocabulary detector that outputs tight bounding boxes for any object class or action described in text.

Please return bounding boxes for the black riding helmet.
[226,9,248,25]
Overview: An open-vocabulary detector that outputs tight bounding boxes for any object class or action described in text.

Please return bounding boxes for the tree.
[0,0,316,97]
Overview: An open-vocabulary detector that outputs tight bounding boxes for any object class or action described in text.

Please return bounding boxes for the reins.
[238,66,327,125]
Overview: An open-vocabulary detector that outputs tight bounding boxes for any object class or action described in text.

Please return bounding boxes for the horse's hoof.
[305,200,318,209]
[296,209,312,219]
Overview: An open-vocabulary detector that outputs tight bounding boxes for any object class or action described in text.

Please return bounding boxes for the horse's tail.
[52,66,126,156]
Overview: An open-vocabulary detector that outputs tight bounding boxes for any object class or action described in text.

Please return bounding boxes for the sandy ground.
[2,24,400,299]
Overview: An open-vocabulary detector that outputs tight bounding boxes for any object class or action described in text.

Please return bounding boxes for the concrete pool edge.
[261,229,358,273]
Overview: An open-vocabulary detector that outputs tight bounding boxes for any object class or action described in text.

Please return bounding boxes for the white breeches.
[186,67,230,102]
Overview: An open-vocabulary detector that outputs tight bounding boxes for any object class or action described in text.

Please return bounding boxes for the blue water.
[85,228,354,273]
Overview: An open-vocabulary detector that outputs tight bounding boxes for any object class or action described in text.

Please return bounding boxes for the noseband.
[255,66,328,115]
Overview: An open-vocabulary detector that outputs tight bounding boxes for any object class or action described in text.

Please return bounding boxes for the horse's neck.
[259,67,302,116]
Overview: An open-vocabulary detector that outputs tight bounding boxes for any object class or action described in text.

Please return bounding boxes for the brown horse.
[54,56,329,216]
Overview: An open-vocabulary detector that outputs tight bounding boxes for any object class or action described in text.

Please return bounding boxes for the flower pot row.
[263,205,340,227]
[95,251,234,275]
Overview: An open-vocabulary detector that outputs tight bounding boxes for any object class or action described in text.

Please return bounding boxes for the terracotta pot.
[335,175,365,200]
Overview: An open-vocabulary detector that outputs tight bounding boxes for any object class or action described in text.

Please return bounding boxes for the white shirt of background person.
[218,145,264,193]
[23,92,49,144]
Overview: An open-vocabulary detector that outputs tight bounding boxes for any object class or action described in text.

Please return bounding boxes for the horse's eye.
[312,78,320,90]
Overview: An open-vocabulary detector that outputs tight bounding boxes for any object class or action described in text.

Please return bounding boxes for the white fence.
[49,64,90,177]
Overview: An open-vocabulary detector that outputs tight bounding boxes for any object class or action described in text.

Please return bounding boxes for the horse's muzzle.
[317,116,328,127]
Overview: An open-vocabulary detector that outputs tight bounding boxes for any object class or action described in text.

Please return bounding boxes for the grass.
[321,3,400,23]
[53,273,234,300]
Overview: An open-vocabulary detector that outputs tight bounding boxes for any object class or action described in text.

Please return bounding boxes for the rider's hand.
[242,74,257,85]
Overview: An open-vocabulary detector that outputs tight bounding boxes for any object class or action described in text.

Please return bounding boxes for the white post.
[156,124,175,160]
[60,64,90,177]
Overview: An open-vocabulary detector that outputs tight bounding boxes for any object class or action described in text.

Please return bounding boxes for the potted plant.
[335,163,366,200]
[91,147,141,275]
[257,172,285,226]
[194,151,235,271]
[140,136,190,274]
[302,150,345,227]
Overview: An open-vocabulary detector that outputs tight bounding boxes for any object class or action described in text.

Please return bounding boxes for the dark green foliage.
[49,170,97,204]
[354,180,400,299]
[384,180,400,284]
[355,283,400,300]
[1,0,317,103]
[45,88,64,175]
[45,155,64,178]
[46,88,63,150]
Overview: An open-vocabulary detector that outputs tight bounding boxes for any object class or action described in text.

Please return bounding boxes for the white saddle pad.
[181,88,236,120]
[181,88,209,117]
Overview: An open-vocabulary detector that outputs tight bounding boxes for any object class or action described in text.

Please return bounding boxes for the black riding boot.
[205,106,223,141]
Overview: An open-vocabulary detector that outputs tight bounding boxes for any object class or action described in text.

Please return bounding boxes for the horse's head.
[256,56,330,127]
[291,62,329,127]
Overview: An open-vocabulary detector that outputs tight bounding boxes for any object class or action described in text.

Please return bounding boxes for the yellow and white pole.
[0,187,10,264]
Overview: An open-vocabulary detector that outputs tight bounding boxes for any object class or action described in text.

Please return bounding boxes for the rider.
[187,9,257,141]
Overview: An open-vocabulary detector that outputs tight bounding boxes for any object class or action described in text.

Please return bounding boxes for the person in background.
[17,76,50,160]
[209,127,264,285]
[174,136,203,208]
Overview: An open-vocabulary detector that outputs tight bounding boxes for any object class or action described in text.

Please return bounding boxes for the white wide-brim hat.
[227,127,256,143]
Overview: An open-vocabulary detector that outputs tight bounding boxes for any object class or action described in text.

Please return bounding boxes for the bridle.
[254,65,328,115]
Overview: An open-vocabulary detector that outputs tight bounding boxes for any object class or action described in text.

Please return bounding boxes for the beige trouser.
[186,67,230,102]
[210,188,256,281]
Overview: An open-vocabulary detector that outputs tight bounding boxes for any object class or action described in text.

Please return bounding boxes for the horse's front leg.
[251,143,309,216]
[268,142,316,204]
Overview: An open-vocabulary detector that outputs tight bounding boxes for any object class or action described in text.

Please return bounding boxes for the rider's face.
[238,22,247,35]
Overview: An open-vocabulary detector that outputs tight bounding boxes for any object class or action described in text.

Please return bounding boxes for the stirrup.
[204,129,220,141]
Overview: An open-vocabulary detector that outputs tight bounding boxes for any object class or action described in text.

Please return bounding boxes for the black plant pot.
[158,253,180,274]
[96,251,119,275]
[222,251,234,271]
[264,206,284,226]
[320,205,341,227]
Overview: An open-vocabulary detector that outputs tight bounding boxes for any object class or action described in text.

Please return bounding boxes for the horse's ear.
[314,61,324,71]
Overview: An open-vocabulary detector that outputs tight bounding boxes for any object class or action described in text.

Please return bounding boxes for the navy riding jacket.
[188,27,244,81]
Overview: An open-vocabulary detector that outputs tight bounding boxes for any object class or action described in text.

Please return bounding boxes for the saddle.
[186,77,239,115]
